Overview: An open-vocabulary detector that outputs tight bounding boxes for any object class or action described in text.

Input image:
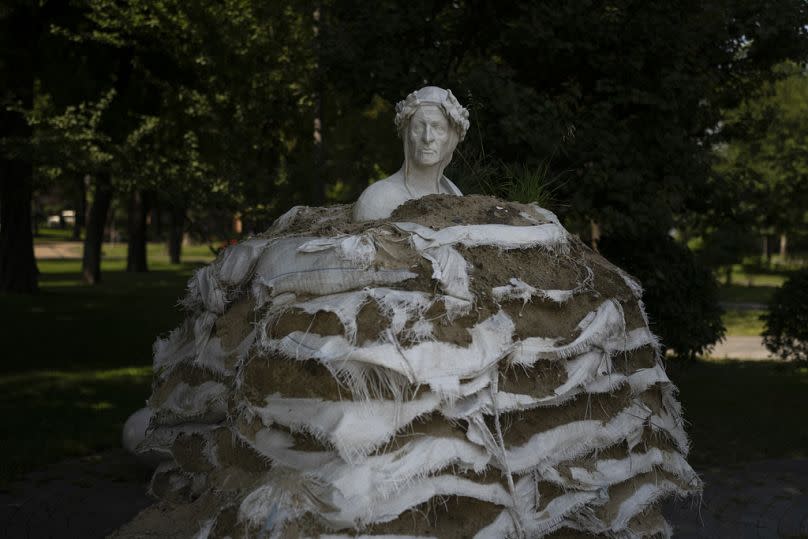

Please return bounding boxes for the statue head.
[394,86,469,171]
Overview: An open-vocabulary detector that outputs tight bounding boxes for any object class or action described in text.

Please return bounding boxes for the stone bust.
[352,86,470,221]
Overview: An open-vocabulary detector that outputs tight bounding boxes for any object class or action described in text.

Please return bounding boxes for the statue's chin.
[412,152,442,167]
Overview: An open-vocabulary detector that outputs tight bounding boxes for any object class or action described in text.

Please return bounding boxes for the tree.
[0,2,38,293]
[714,61,808,263]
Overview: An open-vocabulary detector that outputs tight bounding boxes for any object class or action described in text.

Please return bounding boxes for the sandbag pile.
[126,195,701,538]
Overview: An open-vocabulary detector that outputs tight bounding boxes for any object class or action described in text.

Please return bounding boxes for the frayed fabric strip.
[394,222,568,251]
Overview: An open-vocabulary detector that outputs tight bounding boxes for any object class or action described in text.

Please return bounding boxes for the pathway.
[708,336,772,360]
[33,241,82,260]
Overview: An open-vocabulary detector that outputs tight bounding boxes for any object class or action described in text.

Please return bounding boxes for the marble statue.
[352,86,469,221]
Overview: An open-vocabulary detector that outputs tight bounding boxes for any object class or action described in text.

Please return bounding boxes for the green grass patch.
[0,250,213,483]
[668,360,808,467]
[722,309,767,336]
[719,284,778,304]
[34,228,76,242]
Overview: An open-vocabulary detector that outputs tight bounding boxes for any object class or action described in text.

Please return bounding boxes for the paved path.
[664,459,808,538]
[708,336,772,360]
[2,451,807,538]
[33,241,82,260]
[0,450,152,539]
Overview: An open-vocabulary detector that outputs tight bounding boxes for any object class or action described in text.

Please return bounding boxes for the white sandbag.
[153,319,196,372]
[251,393,442,461]
[217,238,273,286]
[290,290,369,344]
[318,435,491,504]
[510,300,625,365]
[264,312,514,397]
[153,381,228,423]
[395,222,568,251]
[566,447,700,491]
[189,265,227,313]
[320,475,512,529]
[466,402,652,474]
[492,277,574,304]
[418,244,472,303]
[254,236,417,297]
[368,288,434,337]
[474,476,604,538]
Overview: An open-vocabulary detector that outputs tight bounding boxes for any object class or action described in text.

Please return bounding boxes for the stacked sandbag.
[130,194,701,539]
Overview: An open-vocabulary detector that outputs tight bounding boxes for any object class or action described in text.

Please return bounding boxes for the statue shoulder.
[440,176,463,196]
[352,178,409,221]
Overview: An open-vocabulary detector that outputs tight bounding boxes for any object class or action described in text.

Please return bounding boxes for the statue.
[352,86,469,221]
[116,85,701,539]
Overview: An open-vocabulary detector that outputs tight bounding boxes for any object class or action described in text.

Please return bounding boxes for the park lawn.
[668,359,808,467]
[717,264,795,305]
[35,228,76,242]
[722,309,767,336]
[0,249,212,485]
[718,284,778,304]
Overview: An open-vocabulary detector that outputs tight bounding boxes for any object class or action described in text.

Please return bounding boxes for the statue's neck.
[403,161,445,197]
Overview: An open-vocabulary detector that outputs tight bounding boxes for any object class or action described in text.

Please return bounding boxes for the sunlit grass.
[722,309,767,336]
[717,264,795,305]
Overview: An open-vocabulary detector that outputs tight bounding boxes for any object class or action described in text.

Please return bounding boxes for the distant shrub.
[599,233,725,360]
[762,269,808,362]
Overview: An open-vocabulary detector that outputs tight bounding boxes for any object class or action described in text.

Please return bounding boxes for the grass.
[722,309,767,336]
[0,245,213,484]
[668,359,808,467]
[719,284,778,304]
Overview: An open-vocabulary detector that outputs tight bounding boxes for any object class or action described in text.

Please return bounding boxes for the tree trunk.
[72,175,87,240]
[168,204,185,265]
[82,175,113,284]
[779,233,787,259]
[761,234,769,266]
[126,189,149,272]
[0,3,37,294]
[0,178,39,294]
[725,266,732,286]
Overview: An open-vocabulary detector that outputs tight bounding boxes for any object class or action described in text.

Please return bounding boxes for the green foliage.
[763,269,808,362]
[714,61,808,238]
[599,233,725,359]
[696,223,759,284]
[447,140,564,209]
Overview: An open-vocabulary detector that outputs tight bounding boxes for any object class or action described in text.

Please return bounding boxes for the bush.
[599,233,725,360]
[762,269,808,362]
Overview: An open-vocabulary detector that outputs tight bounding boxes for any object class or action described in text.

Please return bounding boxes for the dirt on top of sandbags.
[260,194,549,237]
[390,194,548,228]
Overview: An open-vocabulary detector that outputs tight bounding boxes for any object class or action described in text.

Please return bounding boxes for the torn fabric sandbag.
[394,222,568,251]
[253,236,417,297]
[122,195,700,539]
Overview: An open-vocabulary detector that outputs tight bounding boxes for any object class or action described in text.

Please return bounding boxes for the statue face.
[407,105,453,167]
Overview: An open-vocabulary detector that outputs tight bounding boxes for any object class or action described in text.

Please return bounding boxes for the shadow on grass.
[0,367,152,485]
[718,284,779,304]
[667,359,808,468]
[0,258,210,484]
[1,260,204,373]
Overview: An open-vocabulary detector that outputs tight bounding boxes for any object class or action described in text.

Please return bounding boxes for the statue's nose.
[423,125,435,143]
